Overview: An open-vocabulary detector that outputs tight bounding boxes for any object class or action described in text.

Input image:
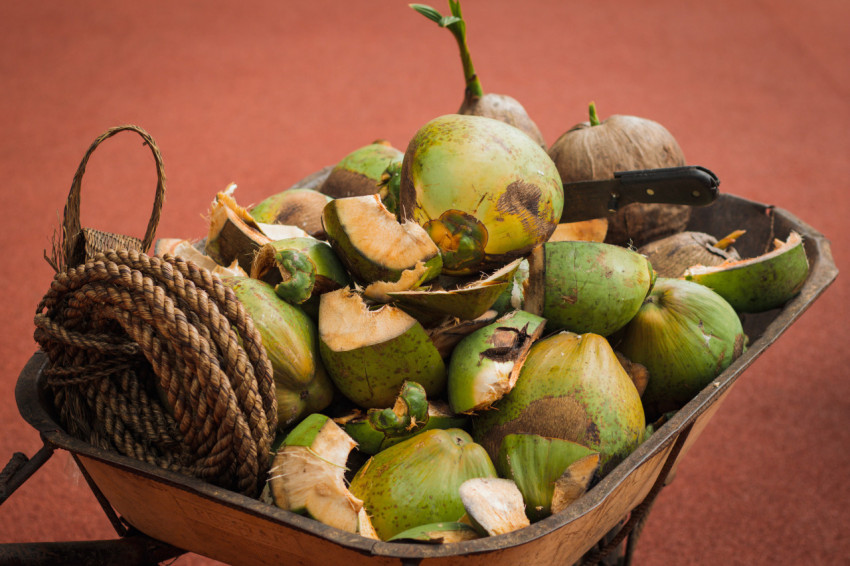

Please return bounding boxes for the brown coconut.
[548,106,688,247]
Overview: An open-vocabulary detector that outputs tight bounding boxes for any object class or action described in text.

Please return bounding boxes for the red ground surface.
[1,1,847,564]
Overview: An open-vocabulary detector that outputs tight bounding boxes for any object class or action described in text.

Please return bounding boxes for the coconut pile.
[153,1,811,543]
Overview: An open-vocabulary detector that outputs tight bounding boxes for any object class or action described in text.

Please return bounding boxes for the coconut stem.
[411,1,485,99]
[588,102,601,126]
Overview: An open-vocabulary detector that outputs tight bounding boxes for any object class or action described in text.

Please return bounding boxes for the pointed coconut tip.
[459,477,530,536]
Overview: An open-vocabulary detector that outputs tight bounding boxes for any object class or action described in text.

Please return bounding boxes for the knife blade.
[559,165,720,223]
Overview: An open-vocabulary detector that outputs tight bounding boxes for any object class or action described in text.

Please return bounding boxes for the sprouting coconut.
[399,114,563,275]
[638,229,744,279]
[548,102,688,247]
[447,309,547,414]
[683,231,809,313]
[410,1,546,148]
[496,433,599,521]
[318,288,447,408]
[459,477,530,536]
[615,277,747,420]
[322,194,442,300]
[349,428,497,540]
[226,277,334,427]
[269,414,364,533]
[474,331,646,475]
[524,241,656,336]
[250,237,350,306]
[249,188,332,239]
[319,140,404,198]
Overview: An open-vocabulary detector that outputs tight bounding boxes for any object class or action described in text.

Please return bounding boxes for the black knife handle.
[614,165,720,207]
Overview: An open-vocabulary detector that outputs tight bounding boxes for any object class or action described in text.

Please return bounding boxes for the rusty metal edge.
[13,194,838,561]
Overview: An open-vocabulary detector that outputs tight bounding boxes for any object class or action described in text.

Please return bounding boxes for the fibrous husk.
[459,477,530,536]
[638,230,743,279]
[206,186,308,272]
[269,414,363,533]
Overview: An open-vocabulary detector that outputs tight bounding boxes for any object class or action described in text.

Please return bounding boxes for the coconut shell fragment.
[459,477,531,536]
[638,230,743,279]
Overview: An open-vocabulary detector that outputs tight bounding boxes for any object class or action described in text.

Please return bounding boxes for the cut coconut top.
[684,231,802,275]
[319,288,419,351]
[334,194,439,271]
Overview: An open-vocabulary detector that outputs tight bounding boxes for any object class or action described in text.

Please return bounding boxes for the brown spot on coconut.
[319,140,404,198]
[548,103,688,247]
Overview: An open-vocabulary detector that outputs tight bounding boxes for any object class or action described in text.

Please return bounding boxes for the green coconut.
[269,414,364,533]
[322,194,442,300]
[318,288,447,408]
[474,331,646,475]
[616,277,747,420]
[683,231,809,313]
[526,241,656,336]
[349,428,497,540]
[447,309,547,414]
[249,188,333,238]
[496,433,599,521]
[250,237,350,305]
[319,140,404,198]
[377,160,403,217]
[399,114,563,275]
[226,277,334,427]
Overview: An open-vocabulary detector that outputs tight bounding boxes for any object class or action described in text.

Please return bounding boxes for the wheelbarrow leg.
[0,445,54,505]
[0,529,184,566]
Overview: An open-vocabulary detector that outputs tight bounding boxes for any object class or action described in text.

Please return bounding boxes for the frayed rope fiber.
[33,249,278,497]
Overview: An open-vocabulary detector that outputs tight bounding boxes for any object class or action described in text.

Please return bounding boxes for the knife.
[559,165,720,223]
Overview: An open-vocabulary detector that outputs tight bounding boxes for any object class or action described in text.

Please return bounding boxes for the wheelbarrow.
[0,190,838,565]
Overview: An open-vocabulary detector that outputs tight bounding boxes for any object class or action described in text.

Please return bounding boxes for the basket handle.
[62,125,166,267]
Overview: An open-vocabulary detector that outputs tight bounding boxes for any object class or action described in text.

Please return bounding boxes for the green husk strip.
[496,433,598,521]
[251,237,350,304]
[683,231,809,313]
[388,521,480,543]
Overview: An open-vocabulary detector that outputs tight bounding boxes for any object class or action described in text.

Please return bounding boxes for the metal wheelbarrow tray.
[11,193,839,566]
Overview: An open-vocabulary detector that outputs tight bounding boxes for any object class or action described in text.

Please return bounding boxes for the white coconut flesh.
[269,419,363,532]
[336,194,439,271]
[319,288,418,352]
[683,231,802,275]
[469,360,516,410]
[459,477,530,536]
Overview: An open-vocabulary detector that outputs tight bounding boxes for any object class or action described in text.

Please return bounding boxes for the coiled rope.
[34,249,278,497]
